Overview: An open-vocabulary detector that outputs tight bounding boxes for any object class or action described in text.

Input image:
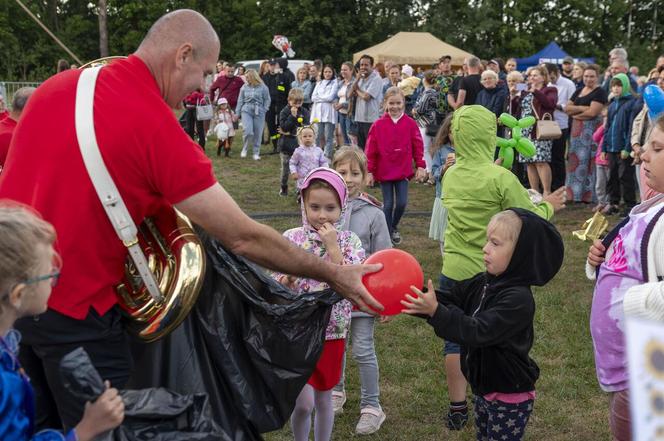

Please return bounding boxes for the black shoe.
[446,409,468,431]
[279,187,288,197]
[391,230,402,245]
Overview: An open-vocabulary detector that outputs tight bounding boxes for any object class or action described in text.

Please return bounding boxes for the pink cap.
[300,168,347,206]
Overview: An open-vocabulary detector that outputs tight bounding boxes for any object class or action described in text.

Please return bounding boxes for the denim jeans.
[380,179,409,234]
[318,121,336,158]
[338,112,352,145]
[333,316,380,409]
[241,110,265,156]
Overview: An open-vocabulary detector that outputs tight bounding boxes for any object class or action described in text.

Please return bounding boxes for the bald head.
[138,10,219,60]
[134,9,220,108]
[11,87,36,120]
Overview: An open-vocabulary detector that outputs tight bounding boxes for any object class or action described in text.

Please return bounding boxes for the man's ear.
[175,43,194,68]
[7,283,26,310]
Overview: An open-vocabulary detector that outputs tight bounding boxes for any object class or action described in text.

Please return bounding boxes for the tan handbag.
[532,105,562,140]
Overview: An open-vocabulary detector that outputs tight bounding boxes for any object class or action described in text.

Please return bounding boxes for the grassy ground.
[203,133,613,440]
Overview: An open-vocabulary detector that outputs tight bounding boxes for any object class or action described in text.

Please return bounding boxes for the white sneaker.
[355,407,386,435]
[240,149,247,158]
[332,390,346,415]
[253,154,261,160]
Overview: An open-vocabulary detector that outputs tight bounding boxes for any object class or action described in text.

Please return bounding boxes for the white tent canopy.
[353,32,474,67]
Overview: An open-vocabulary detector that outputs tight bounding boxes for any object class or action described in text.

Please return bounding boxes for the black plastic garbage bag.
[127,232,342,439]
[59,347,226,441]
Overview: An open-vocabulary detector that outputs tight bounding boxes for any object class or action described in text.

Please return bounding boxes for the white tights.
[290,384,334,441]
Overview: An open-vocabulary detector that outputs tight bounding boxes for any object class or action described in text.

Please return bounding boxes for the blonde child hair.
[0,202,56,302]
[288,88,304,102]
[382,86,405,111]
[488,210,523,244]
[332,146,368,178]
[297,125,316,144]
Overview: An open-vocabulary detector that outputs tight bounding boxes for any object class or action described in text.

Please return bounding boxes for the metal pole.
[14,0,83,65]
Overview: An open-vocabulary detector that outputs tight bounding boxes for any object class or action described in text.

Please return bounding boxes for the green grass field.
[204,133,612,440]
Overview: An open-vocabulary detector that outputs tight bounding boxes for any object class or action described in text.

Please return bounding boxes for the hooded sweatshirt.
[604,73,640,154]
[427,208,564,396]
[365,112,425,182]
[441,105,554,281]
[342,193,392,318]
[275,170,365,340]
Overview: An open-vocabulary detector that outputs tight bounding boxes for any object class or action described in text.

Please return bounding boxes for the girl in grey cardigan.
[331,147,392,435]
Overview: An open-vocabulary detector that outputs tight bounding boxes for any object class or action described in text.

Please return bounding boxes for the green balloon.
[499,113,518,127]
[496,137,511,149]
[516,137,536,157]
[518,116,536,128]
[512,126,522,141]
[498,146,514,169]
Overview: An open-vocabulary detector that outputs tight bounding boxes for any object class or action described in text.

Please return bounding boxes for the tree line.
[1,0,661,81]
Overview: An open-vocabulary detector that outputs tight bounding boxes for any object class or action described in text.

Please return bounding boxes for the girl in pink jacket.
[365,87,426,245]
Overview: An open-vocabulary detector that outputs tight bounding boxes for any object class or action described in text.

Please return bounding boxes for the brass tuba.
[80,57,206,342]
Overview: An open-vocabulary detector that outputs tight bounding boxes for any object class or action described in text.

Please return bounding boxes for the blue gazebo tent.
[515,41,594,71]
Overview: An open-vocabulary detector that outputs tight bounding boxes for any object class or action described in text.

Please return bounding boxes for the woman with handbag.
[412,70,440,181]
[565,64,609,203]
[514,66,558,196]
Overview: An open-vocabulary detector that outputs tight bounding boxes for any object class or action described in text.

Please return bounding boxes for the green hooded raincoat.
[442,105,554,281]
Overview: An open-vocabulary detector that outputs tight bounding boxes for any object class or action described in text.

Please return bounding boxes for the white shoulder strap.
[74,66,163,303]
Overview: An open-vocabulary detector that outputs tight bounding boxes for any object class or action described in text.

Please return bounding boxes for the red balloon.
[362,249,424,316]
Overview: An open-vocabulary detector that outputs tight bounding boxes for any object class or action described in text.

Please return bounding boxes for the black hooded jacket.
[427,208,564,396]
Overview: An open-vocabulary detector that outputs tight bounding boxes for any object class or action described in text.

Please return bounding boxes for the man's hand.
[543,187,566,211]
[290,172,299,181]
[588,239,606,268]
[401,279,438,317]
[366,172,374,187]
[327,263,384,315]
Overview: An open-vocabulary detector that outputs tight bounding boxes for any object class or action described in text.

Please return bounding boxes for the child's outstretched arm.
[401,279,439,317]
[405,282,535,348]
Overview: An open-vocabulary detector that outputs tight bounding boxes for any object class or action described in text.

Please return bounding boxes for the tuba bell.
[80,57,206,342]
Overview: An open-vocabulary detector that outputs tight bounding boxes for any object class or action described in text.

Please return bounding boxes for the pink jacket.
[592,124,609,167]
[365,113,425,182]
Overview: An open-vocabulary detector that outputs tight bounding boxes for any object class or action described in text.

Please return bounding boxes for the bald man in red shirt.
[0,9,381,430]
[0,87,35,170]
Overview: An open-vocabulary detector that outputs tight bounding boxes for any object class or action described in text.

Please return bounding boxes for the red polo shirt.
[0,116,17,168]
[0,55,217,319]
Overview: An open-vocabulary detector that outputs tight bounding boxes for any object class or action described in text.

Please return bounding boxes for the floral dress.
[518,92,552,164]
[273,199,365,340]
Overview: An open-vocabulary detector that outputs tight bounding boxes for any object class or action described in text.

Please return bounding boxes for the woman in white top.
[311,65,340,158]
[335,61,355,146]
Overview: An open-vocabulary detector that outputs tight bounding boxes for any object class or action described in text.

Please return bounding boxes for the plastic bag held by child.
[60,347,225,441]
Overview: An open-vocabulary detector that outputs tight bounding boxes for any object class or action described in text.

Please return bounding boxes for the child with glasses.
[0,201,124,441]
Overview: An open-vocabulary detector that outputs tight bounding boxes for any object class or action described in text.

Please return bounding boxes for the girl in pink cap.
[273,167,365,441]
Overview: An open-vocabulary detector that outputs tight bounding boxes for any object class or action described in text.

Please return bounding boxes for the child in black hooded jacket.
[402,208,564,441]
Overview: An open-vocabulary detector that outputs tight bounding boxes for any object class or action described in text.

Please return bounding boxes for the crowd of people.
[1,8,664,441]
